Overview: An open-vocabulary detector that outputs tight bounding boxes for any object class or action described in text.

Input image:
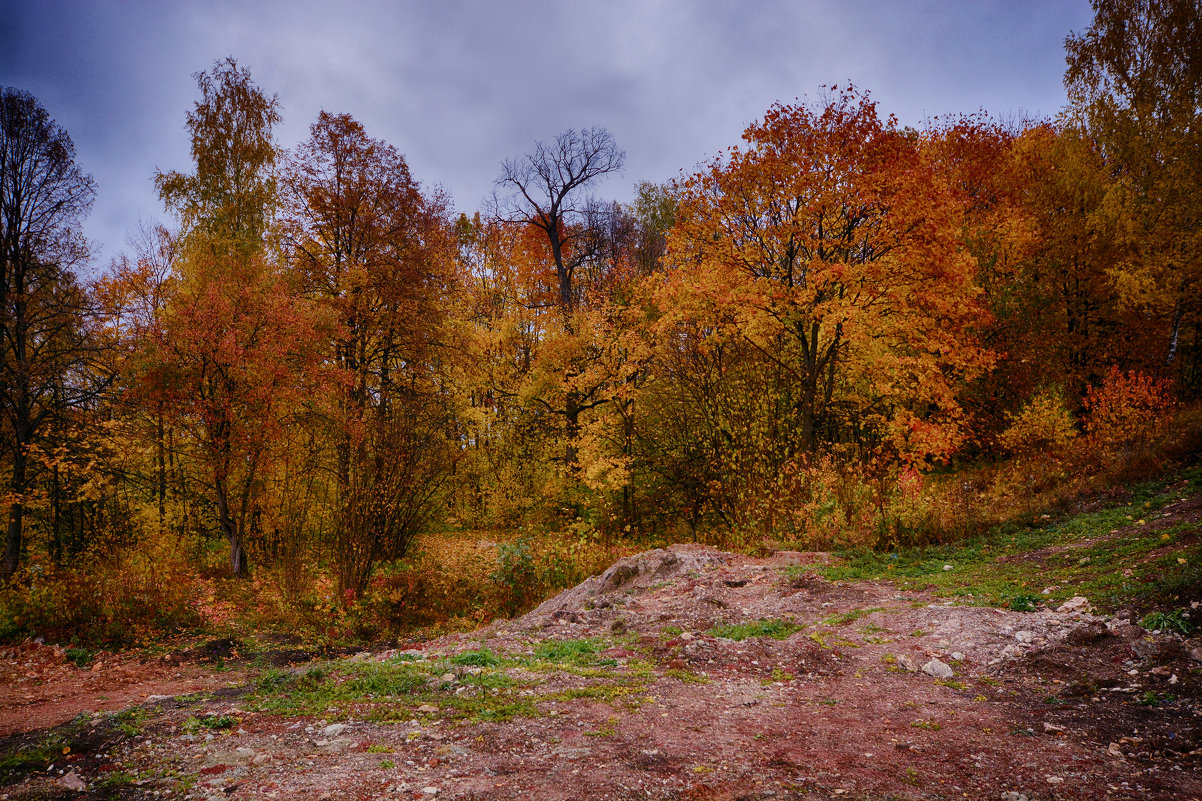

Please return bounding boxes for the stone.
[319,737,352,753]
[1014,631,1034,643]
[921,658,954,679]
[1187,644,1202,663]
[896,654,919,672]
[1065,622,1109,645]
[943,564,953,571]
[1042,722,1065,734]
[1108,742,1124,758]
[1000,792,1028,801]
[1057,596,1091,614]
[322,723,348,737]
[203,748,255,767]
[57,772,87,791]
[1113,624,1144,642]
[416,704,439,714]
[950,651,965,662]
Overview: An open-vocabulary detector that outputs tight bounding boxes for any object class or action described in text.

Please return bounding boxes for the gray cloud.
[0,0,1094,270]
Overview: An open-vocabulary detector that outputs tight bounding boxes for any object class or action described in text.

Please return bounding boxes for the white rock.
[323,723,348,737]
[1057,596,1092,614]
[1015,631,1034,643]
[421,788,441,795]
[922,658,954,679]
[943,564,953,571]
[950,651,965,662]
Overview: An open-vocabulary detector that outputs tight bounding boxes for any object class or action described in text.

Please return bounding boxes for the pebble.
[1000,793,1028,801]
[922,658,954,679]
[57,773,86,791]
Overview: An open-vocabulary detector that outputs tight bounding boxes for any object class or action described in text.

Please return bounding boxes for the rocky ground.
[1,542,1200,801]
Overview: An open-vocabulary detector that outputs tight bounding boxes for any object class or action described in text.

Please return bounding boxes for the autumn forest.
[2,2,1200,645]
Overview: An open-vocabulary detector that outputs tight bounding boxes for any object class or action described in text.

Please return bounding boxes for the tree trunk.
[3,454,24,581]
[1166,299,1184,367]
[214,475,246,577]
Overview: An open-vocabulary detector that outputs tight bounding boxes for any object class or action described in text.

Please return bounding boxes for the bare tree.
[1,88,97,580]
[492,127,624,315]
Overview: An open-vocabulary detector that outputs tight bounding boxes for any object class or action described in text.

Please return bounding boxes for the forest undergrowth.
[2,404,1198,653]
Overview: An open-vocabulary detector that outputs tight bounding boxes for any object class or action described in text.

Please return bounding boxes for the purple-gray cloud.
[0,0,1095,270]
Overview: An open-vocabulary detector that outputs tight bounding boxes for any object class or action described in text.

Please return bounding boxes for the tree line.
[2,2,1198,606]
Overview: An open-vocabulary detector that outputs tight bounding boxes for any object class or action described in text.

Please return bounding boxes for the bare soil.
[2,548,1200,800]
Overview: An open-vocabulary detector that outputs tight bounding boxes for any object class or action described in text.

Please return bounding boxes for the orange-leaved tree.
[664,87,992,470]
[281,111,457,597]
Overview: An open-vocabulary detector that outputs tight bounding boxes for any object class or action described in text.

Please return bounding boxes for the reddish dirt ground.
[1,546,1200,800]
[0,643,250,738]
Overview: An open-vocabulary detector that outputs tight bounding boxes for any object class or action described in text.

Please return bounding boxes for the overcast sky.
[2,0,1095,271]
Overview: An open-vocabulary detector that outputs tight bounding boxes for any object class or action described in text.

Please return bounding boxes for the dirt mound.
[527,544,731,623]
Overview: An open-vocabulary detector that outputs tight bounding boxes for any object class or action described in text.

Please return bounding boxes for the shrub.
[0,541,204,646]
[1084,367,1175,446]
[998,386,1078,454]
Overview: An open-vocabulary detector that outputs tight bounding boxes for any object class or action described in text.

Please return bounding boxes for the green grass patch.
[709,619,802,641]
[0,734,69,783]
[65,647,94,667]
[181,714,238,733]
[664,668,710,684]
[451,648,502,667]
[785,465,1202,614]
[1141,609,1194,634]
[532,638,616,666]
[114,707,152,736]
[821,607,885,626]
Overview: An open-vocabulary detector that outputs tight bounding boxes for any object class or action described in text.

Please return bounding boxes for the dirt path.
[2,546,1200,800]
[0,641,253,738]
